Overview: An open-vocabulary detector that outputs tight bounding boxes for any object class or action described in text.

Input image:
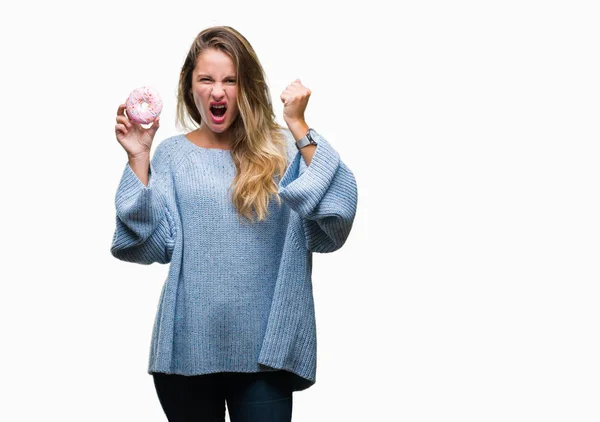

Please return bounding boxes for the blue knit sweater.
[110,128,358,392]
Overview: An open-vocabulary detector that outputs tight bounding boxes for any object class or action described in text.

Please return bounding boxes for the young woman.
[112,26,358,422]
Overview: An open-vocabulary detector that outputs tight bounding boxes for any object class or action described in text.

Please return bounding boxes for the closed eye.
[198,78,236,83]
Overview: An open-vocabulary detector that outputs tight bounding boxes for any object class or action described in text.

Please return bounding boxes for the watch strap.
[295,128,318,150]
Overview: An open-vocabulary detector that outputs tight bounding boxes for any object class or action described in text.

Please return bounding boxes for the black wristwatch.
[295,128,318,150]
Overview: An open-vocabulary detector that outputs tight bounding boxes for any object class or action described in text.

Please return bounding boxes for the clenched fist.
[280,79,311,125]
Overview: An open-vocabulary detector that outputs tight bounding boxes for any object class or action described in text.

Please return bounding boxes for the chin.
[211,124,230,133]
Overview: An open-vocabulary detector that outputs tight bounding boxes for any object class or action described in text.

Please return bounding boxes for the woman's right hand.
[115,103,160,158]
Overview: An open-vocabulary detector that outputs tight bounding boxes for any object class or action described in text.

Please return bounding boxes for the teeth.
[212,105,226,109]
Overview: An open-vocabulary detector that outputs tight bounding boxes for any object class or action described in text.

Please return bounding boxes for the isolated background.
[2,0,599,421]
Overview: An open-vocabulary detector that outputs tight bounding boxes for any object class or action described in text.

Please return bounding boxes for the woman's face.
[191,48,240,134]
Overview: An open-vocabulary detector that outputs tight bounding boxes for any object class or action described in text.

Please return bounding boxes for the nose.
[211,82,226,99]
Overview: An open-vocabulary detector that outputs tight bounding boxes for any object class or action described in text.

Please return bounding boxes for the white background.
[1,0,599,421]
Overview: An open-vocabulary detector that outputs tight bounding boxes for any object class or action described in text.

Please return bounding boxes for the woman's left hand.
[280,79,311,125]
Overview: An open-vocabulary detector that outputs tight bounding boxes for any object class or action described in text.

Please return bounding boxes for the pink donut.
[125,86,163,124]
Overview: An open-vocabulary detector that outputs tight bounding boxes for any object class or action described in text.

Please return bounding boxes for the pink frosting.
[125,86,163,124]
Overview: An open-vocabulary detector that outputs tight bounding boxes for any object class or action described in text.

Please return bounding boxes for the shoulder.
[150,134,187,172]
[153,134,180,157]
[152,133,193,164]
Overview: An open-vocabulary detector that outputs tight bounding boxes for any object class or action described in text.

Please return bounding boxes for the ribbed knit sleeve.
[110,141,177,265]
[278,130,358,253]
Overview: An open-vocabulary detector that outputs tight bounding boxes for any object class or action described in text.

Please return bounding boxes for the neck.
[195,124,235,149]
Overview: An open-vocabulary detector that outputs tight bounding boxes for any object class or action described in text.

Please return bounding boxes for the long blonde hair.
[176,26,289,223]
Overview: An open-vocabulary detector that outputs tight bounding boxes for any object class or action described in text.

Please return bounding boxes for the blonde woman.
[111,26,358,422]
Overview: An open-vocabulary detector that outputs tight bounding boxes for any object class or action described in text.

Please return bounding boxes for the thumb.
[150,117,160,133]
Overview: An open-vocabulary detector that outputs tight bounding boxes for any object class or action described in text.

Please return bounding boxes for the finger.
[117,103,127,116]
[147,119,159,136]
[115,123,128,135]
[116,115,132,128]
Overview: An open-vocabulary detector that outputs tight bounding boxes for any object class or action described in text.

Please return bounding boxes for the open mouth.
[210,104,227,118]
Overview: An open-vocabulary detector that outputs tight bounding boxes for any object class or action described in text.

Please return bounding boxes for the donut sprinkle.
[126,86,163,124]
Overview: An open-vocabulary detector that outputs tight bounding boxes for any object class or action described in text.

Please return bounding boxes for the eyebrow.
[196,74,237,79]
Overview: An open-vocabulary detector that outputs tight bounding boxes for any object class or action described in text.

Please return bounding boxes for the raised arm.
[278,129,358,253]
[110,140,178,264]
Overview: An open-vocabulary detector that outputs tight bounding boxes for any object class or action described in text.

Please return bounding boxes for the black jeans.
[152,370,293,422]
